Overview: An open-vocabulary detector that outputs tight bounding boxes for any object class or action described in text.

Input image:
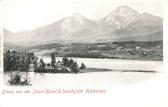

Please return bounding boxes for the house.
[45,65,54,70]
[56,61,63,70]
[136,46,141,50]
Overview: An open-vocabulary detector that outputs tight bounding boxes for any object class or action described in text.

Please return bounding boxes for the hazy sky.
[2,0,163,32]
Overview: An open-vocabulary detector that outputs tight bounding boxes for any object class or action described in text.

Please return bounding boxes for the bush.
[80,63,86,69]
[8,71,31,86]
[70,62,79,74]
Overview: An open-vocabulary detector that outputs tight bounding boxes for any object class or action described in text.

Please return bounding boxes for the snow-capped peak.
[103,6,140,28]
[72,13,86,24]
[117,6,139,16]
[73,13,84,18]
[59,13,89,34]
[105,6,139,20]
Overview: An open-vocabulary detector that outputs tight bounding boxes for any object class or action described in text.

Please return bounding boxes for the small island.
[4,50,86,85]
[35,55,86,73]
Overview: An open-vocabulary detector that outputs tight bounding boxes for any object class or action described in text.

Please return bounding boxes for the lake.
[3,58,163,87]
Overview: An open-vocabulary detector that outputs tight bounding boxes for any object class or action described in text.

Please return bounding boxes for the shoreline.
[39,55,163,62]
[4,67,157,74]
[80,68,157,73]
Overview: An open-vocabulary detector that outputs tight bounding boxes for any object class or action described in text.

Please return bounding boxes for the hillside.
[26,41,163,61]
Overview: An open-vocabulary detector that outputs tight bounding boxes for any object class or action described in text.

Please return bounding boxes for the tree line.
[4,50,38,72]
[36,54,86,73]
[4,50,86,73]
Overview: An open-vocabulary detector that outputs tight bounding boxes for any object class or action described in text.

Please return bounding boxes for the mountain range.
[4,6,163,46]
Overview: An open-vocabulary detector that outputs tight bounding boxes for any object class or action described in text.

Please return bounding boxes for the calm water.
[41,57,163,71]
[3,58,163,87]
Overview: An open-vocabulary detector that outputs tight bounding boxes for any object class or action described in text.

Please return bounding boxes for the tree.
[4,50,12,71]
[69,59,74,67]
[62,57,69,67]
[70,62,79,74]
[80,63,86,69]
[39,59,46,69]
[51,54,56,67]
[25,53,31,71]
[33,57,38,70]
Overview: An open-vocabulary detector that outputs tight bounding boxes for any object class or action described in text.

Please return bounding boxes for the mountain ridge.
[4,6,163,46]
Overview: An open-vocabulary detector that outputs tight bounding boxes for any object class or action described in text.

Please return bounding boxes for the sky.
[2,0,163,32]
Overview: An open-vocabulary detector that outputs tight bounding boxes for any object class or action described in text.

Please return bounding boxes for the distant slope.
[115,31,163,41]
[104,13,163,40]
[4,42,26,50]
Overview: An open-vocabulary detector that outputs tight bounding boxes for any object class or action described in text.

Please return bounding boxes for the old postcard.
[0,0,168,107]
